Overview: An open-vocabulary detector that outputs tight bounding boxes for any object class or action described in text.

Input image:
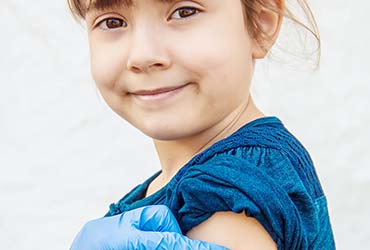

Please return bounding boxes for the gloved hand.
[70,205,229,250]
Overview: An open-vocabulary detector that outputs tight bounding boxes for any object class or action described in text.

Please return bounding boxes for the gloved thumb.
[142,231,230,250]
[130,205,182,233]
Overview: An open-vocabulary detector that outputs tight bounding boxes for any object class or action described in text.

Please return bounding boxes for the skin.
[85,0,282,248]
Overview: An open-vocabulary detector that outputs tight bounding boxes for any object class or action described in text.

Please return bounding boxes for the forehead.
[86,0,178,13]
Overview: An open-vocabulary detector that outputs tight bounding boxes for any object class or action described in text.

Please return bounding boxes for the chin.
[143,129,183,141]
[139,123,195,141]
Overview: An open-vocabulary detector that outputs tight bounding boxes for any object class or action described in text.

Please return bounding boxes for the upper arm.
[186,211,277,250]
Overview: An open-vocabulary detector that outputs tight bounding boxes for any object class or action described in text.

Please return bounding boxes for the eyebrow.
[87,0,178,13]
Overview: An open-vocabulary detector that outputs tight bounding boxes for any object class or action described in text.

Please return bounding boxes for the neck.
[151,95,264,185]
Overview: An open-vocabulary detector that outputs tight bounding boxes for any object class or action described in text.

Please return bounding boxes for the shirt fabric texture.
[105,116,336,249]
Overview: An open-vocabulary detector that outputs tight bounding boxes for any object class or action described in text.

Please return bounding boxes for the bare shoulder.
[186,211,277,250]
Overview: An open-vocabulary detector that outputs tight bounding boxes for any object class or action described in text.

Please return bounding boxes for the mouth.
[130,82,191,103]
[131,83,189,96]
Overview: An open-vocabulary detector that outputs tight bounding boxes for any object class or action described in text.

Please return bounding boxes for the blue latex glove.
[70,205,229,250]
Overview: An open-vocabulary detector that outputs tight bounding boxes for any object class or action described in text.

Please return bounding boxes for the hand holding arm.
[70,205,229,250]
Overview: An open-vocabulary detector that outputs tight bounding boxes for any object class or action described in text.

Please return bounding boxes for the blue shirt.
[105,116,335,249]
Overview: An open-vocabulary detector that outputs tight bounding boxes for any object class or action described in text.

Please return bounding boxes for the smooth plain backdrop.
[1,0,369,249]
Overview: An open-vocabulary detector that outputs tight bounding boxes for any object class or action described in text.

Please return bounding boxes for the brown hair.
[67,0,320,68]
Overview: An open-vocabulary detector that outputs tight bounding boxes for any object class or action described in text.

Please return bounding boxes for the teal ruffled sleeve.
[167,149,319,249]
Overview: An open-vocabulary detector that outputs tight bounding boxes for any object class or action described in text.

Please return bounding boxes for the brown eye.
[98,18,126,30]
[171,7,199,20]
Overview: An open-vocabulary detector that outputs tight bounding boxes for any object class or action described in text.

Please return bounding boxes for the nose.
[126,25,171,74]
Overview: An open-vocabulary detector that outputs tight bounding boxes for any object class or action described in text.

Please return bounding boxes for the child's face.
[85,0,262,140]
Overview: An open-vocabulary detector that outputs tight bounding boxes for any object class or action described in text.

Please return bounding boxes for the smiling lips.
[131,83,189,96]
[130,83,191,103]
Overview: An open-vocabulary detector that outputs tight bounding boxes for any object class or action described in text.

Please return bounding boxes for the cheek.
[171,16,253,81]
[89,41,124,89]
[171,32,231,85]
[172,27,253,97]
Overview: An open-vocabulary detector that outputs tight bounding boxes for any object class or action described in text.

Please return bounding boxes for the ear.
[252,0,284,59]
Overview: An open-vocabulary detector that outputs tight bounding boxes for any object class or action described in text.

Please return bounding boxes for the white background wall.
[0,0,369,249]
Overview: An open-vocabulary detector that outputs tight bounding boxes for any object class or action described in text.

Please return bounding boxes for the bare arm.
[186,211,277,250]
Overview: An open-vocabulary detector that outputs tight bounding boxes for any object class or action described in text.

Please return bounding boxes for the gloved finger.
[139,231,230,250]
[70,216,119,250]
[127,205,182,233]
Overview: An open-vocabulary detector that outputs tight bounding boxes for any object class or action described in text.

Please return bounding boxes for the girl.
[68,0,335,249]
